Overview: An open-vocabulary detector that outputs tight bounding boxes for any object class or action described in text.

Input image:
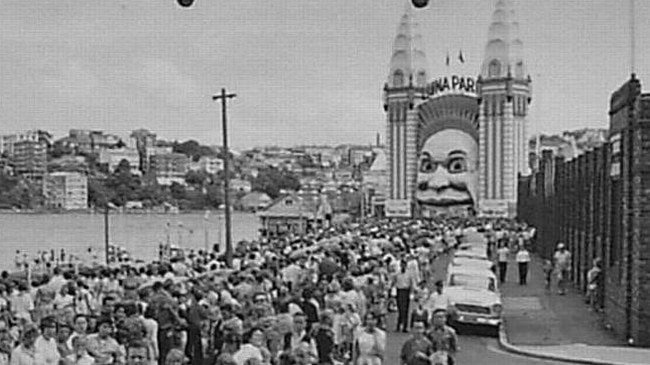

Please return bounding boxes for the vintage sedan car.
[445,266,502,328]
[449,256,496,272]
[454,246,489,261]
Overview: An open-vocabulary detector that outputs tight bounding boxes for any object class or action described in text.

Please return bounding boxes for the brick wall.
[517,76,650,346]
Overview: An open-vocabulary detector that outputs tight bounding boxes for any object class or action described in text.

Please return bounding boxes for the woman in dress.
[353,313,385,365]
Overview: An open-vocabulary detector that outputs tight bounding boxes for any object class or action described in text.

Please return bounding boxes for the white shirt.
[515,250,531,263]
[281,264,302,284]
[290,330,317,357]
[10,292,34,322]
[10,345,45,365]
[424,291,450,312]
[233,344,263,365]
[497,247,509,263]
[53,293,74,310]
[140,316,159,360]
[554,250,571,270]
[64,353,94,365]
[47,275,67,294]
[34,336,60,365]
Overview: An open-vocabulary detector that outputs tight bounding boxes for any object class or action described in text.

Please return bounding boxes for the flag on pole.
[446,52,450,66]
[459,50,465,63]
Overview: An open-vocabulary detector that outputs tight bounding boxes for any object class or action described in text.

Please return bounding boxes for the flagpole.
[629,0,636,75]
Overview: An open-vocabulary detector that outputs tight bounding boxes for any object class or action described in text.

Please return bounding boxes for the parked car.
[454,246,489,261]
[445,266,502,330]
[450,256,496,272]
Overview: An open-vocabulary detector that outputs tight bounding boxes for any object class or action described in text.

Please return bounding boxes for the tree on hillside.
[169,182,187,202]
[185,170,211,187]
[88,178,113,209]
[252,167,301,199]
[205,183,224,207]
[173,140,216,161]
[105,159,141,206]
[0,173,21,208]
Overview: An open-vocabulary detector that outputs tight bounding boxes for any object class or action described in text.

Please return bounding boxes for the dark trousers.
[396,288,410,331]
[518,262,528,285]
[158,328,174,365]
[185,326,203,365]
[498,262,508,283]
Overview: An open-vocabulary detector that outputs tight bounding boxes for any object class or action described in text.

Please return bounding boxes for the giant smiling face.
[415,128,478,207]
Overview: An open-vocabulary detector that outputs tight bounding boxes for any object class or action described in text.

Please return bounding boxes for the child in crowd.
[543,259,553,291]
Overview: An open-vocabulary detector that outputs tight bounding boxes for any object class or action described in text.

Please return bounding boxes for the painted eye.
[419,156,437,173]
[447,157,467,173]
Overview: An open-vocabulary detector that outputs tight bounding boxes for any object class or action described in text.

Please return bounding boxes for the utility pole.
[212,88,236,268]
[104,204,110,266]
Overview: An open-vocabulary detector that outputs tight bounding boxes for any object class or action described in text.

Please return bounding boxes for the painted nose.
[427,170,451,189]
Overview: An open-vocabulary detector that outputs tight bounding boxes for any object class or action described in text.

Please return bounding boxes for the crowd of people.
[0,217,535,365]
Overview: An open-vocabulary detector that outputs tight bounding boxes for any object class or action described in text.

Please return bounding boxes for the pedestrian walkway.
[498,254,648,364]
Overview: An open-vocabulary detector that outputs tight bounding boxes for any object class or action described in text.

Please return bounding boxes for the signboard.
[425,75,476,97]
[385,199,412,218]
[610,133,621,178]
[478,200,509,218]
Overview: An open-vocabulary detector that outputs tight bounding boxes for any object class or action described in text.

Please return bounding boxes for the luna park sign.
[425,75,476,96]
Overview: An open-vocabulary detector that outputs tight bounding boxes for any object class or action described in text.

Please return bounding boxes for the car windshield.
[450,274,496,292]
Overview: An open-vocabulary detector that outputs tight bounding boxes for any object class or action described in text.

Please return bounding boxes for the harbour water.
[0,211,260,270]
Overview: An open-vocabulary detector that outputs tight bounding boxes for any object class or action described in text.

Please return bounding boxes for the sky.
[0,0,648,150]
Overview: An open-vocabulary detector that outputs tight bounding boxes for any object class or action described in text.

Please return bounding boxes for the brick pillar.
[577,154,586,289]
[551,161,569,252]
[606,76,642,343]
[594,146,605,309]
[569,159,578,283]
[584,152,596,292]
[635,96,650,344]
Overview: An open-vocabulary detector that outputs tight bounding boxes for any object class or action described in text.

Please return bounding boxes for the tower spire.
[387,1,429,88]
[481,0,526,80]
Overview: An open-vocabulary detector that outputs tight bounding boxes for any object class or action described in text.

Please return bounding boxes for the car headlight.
[492,303,503,316]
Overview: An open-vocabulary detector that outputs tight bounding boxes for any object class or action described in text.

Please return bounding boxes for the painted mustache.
[416,181,473,206]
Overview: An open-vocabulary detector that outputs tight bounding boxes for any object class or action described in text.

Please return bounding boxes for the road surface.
[383,230,564,364]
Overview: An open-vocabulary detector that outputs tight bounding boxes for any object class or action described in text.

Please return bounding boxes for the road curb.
[497,322,635,365]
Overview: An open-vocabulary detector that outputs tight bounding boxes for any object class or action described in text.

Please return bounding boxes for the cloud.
[126,58,202,108]
[40,60,104,105]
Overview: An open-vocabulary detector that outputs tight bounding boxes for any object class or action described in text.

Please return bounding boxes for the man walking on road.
[400,320,434,365]
[515,245,531,285]
[554,243,572,295]
[497,242,509,283]
[426,308,458,365]
[393,261,416,333]
[424,281,451,320]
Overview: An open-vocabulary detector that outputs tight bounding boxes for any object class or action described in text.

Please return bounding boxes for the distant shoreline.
[0,208,238,215]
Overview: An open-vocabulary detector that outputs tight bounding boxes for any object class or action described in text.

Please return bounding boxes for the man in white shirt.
[515,246,531,285]
[497,243,510,283]
[11,324,44,365]
[10,284,34,325]
[34,317,60,365]
[47,268,68,294]
[554,243,572,295]
[424,281,451,320]
[284,312,317,359]
[67,314,89,350]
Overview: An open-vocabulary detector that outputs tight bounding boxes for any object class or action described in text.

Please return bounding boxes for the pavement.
[498,250,649,365]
